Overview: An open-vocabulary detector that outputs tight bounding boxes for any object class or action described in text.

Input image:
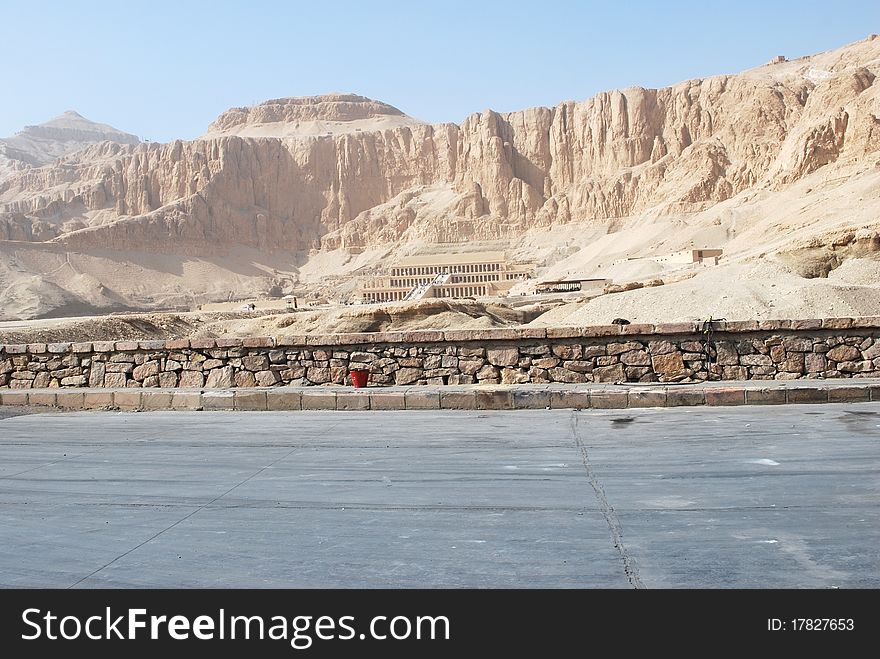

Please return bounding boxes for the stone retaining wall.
[2,318,880,389]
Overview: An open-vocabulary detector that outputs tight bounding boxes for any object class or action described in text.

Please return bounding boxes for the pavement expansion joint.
[571,411,645,590]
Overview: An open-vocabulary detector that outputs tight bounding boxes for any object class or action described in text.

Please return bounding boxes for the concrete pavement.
[1,405,878,588]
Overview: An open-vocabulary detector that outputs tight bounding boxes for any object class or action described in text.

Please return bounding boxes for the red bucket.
[350,368,369,388]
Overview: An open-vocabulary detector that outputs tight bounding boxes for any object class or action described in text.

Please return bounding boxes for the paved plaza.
[1,405,878,588]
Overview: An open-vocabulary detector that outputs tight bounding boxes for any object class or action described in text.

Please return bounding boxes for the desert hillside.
[1,36,879,321]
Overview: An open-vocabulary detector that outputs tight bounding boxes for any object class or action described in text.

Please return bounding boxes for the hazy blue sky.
[3,0,878,141]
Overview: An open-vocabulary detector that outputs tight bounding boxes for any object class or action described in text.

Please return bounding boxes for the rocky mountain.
[1,36,879,320]
[0,111,139,170]
[204,93,423,138]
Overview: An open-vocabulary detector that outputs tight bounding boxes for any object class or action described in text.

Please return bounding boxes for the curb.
[2,381,879,411]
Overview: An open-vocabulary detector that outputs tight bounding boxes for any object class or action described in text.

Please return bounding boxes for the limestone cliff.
[1,37,879,318]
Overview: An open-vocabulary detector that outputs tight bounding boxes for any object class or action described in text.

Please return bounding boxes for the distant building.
[360,251,532,303]
[534,277,608,294]
[652,248,723,266]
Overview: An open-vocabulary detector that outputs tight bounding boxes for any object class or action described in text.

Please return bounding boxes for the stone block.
[369,391,406,410]
[255,370,281,387]
[176,371,203,388]
[666,388,705,406]
[275,335,309,348]
[27,343,47,354]
[83,391,114,409]
[618,323,655,336]
[476,389,514,410]
[500,368,529,384]
[301,391,337,410]
[822,317,853,329]
[55,391,85,409]
[171,392,203,410]
[790,319,822,330]
[581,325,621,337]
[405,390,440,409]
[47,343,72,354]
[401,331,444,343]
[652,322,696,335]
[647,340,676,355]
[786,387,828,404]
[132,361,160,381]
[394,367,423,385]
[514,328,547,339]
[552,344,583,360]
[592,364,626,383]
[720,366,748,380]
[545,327,583,339]
[739,354,772,367]
[620,350,651,366]
[138,340,166,350]
[512,389,551,409]
[158,372,179,388]
[725,321,759,332]
[28,392,57,407]
[103,372,128,388]
[627,389,667,408]
[705,388,746,406]
[606,342,643,356]
[202,391,235,410]
[141,392,173,410]
[165,339,190,350]
[758,320,789,331]
[781,337,813,352]
[548,390,591,410]
[243,337,275,348]
[849,316,880,328]
[0,391,28,406]
[744,388,787,405]
[826,345,860,362]
[769,345,786,363]
[266,390,302,410]
[234,371,257,388]
[242,355,270,370]
[205,367,234,388]
[828,386,870,402]
[88,361,106,387]
[234,391,268,411]
[486,348,519,367]
[549,367,587,383]
[588,391,628,409]
[336,392,371,411]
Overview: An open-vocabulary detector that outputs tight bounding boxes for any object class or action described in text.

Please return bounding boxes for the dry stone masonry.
[3,319,880,390]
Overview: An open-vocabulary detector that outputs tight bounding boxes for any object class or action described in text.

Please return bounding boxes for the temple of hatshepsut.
[359,251,532,302]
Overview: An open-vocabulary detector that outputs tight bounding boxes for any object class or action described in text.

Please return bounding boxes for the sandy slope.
[0,299,530,343]
[531,258,880,326]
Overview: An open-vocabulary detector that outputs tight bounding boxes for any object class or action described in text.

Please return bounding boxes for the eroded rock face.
[0,38,878,309]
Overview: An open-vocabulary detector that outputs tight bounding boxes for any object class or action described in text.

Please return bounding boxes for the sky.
[2,0,878,141]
